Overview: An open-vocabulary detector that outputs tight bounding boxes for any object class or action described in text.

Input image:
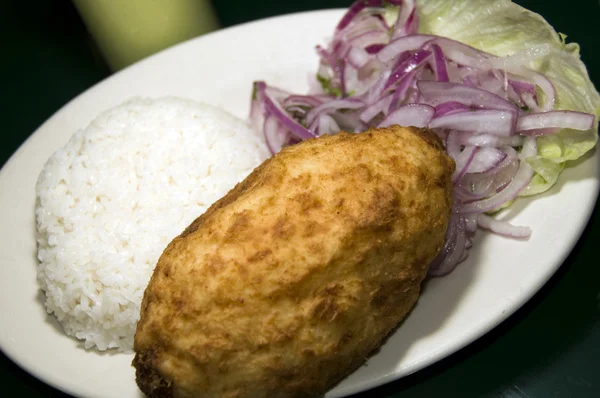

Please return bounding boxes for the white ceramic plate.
[0,9,598,398]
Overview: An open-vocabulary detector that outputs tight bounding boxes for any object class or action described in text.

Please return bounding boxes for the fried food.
[133,125,455,398]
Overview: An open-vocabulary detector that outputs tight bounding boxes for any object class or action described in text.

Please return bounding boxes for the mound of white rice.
[35,97,269,352]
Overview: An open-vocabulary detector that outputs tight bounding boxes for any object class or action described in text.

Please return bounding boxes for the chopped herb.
[251,82,258,100]
[317,74,343,97]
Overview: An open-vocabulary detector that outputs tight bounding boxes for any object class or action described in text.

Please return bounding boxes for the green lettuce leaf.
[522,156,565,195]
[415,0,600,195]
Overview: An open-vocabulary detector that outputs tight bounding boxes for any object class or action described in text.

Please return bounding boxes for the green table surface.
[1,1,599,397]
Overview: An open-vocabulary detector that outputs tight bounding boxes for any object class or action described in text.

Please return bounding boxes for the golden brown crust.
[134,126,455,398]
[133,350,174,398]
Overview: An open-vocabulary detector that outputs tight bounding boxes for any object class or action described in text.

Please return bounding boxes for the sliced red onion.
[256,81,315,141]
[458,148,517,193]
[347,46,372,69]
[520,92,541,112]
[457,249,469,264]
[347,29,389,50]
[510,78,536,95]
[477,214,532,239]
[446,62,473,83]
[464,235,474,250]
[391,0,418,39]
[377,35,434,63]
[318,47,348,97]
[428,214,459,276]
[428,214,468,276]
[285,105,309,116]
[445,130,460,156]
[462,74,480,88]
[511,66,556,111]
[345,12,389,36]
[453,186,475,201]
[432,37,495,69]
[333,110,370,133]
[434,101,472,117]
[519,127,560,137]
[405,87,421,103]
[464,214,478,233]
[490,162,520,195]
[368,12,390,31]
[338,59,348,96]
[283,94,329,108]
[387,69,419,112]
[332,33,386,70]
[468,147,508,173]
[378,103,435,128]
[456,132,523,147]
[362,68,392,105]
[305,98,365,127]
[452,146,478,184]
[429,109,516,136]
[456,137,536,214]
[413,66,432,84]
[516,110,595,132]
[477,70,508,99]
[261,84,293,99]
[360,94,393,122]
[344,61,382,98]
[460,169,498,192]
[335,0,386,31]
[418,81,519,113]
[491,69,508,85]
[307,113,320,133]
[505,83,524,108]
[249,91,263,130]
[337,5,389,37]
[385,49,431,90]
[263,116,289,155]
[366,43,385,54]
[480,149,520,192]
[454,183,493,201]
[387,49,412,72]
[316,45,337,73]
[430,44,449,82]
[318,113,341,135]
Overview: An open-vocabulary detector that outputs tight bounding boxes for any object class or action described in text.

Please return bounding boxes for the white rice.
[35,97,269,352]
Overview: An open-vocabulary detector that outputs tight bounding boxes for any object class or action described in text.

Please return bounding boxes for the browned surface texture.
[133,126,455,398]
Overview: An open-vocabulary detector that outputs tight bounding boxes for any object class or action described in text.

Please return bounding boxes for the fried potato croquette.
[133,126,455,398]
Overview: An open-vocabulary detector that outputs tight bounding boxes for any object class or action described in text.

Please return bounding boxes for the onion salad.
[249,0,598,276]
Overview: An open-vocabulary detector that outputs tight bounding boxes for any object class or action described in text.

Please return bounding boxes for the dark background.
[1,1,599,397]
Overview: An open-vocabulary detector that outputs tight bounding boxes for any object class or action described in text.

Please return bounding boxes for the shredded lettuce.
[416,0,600,195]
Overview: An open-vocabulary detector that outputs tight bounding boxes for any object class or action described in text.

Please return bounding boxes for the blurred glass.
[73,0,219,71]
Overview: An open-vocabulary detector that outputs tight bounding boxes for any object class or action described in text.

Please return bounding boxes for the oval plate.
[0,9,598,398]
